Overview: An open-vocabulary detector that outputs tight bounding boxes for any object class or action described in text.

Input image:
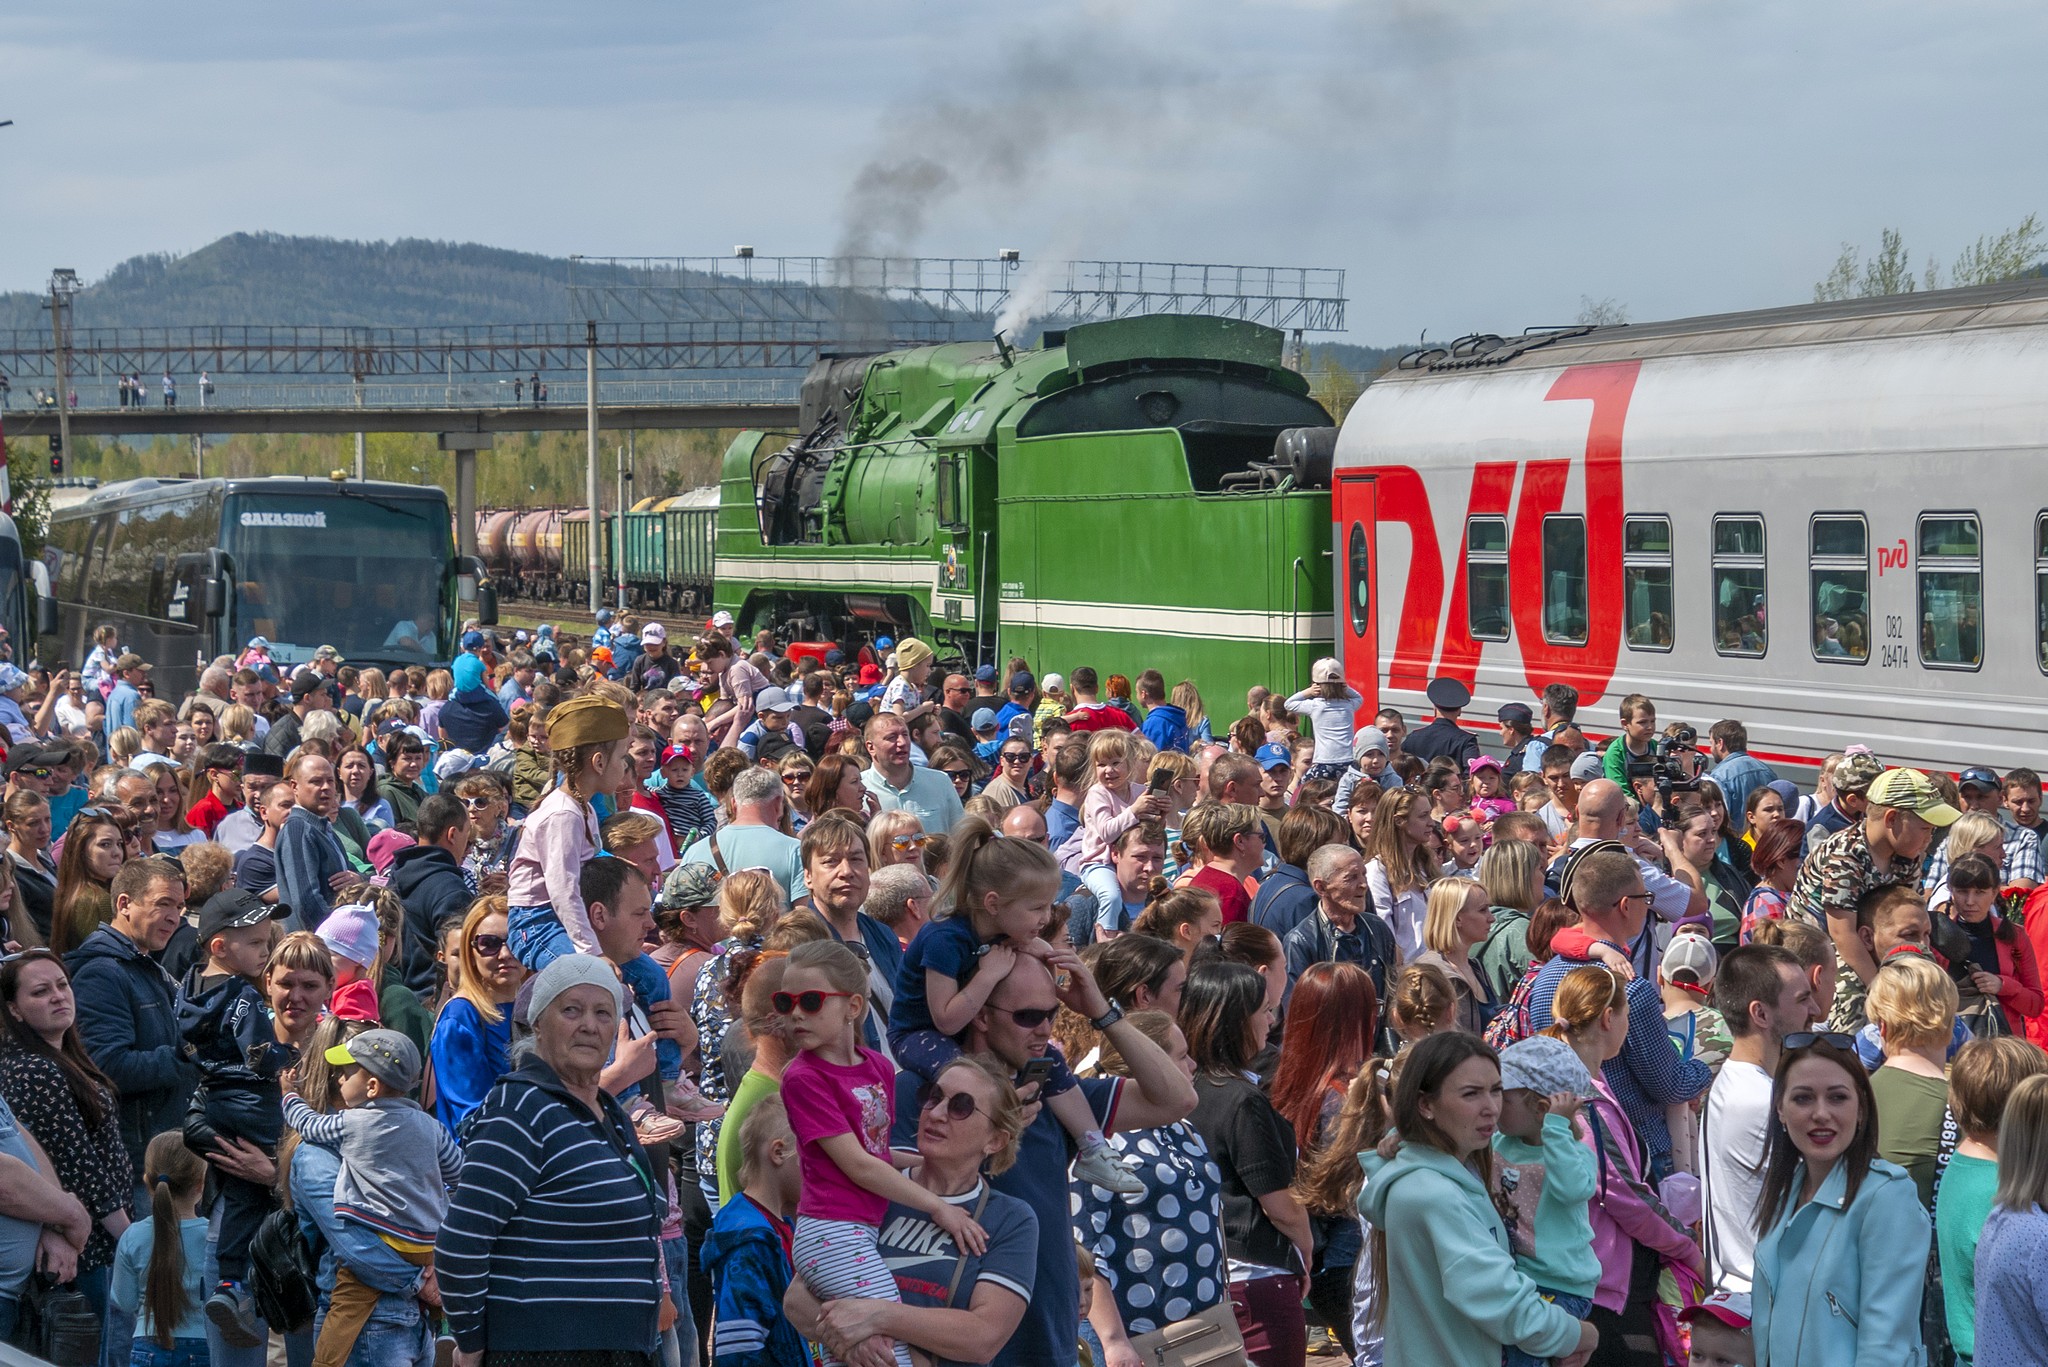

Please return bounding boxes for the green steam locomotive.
[716,313,1337,702]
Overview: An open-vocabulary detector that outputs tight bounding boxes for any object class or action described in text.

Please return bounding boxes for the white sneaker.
[1073,1142,1144,1195]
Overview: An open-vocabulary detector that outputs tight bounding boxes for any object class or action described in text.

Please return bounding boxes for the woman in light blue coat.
[1750,1033,1931,1367]
[1360,1032,1597,1367]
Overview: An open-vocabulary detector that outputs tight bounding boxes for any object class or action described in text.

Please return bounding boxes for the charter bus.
[46,476,494,697]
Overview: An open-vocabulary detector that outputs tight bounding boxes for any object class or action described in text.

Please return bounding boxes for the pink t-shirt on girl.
[781,1045,898,1224]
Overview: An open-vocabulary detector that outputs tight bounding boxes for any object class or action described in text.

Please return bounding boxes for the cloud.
[3,0,2047,342]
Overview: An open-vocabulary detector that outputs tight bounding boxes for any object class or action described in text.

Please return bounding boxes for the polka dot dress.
[1073,1123,1230,1334]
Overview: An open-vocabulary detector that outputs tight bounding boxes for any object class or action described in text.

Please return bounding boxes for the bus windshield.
[223,491,451,667]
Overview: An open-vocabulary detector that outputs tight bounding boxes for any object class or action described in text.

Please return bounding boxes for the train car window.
[2037,514,2048,676]
[1918,512,1982,670]
[1465,517,1510,641]
[1622,516,1673,652]
[1809,515,1870,664]
[1541,515,1588,645]
[1711,514,1768,657]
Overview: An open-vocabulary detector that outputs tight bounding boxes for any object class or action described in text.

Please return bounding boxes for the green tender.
[715,313,1335,707]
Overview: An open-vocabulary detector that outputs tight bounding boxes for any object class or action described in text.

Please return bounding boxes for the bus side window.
[1809,515,1870,663]
[1711,515,1768,657]
[1465,516,1509,641]
[1622,515,1673,651]
[96,512,149,618]
[1541,515,1587,645]
[1919,512,1982,669]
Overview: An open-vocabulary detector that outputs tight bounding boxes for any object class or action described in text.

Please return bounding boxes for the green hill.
[0,233,608,332]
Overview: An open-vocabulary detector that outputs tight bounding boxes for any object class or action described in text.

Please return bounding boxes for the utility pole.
[584,322,600,613]
[353,373,365,481]
[45,269,79,478]
[616,442,631,610]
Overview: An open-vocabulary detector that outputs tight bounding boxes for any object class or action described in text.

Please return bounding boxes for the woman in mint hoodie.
[1360,1032,1597,1367]
[1750,1033,1930,1367]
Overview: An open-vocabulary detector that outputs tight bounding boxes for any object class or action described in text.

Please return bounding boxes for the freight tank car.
[716,314,1337,702]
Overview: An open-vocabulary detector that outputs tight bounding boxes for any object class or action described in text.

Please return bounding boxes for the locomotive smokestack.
[994,332,1016,367]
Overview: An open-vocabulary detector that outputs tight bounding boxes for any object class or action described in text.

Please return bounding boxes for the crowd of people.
[0,612,2045,1367]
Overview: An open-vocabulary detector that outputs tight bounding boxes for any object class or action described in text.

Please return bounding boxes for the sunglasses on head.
[917,1081,982,1121]
[889,834,928,852]
[1783,1030,1857,1052]
[772,989,858,1015]
[470,933,508,957]
[992,1004,1057,1028]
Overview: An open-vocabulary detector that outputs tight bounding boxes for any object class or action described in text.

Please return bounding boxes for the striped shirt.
[436,1060,665,1356]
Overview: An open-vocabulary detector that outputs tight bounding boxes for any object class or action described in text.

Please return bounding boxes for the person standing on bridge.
[530,372,541,407]
[162,372,175,409]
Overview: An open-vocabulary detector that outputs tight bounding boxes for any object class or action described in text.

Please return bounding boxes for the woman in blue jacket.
[1750,1033,1931,1367]
[1360,1031,1597,1367]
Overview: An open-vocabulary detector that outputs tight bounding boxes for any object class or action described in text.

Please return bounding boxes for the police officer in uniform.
[1497,702,1537,774]
[1401,676,1481,768]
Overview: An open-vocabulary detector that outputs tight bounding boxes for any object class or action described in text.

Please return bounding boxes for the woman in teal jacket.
[1360,1032,1597,1367]
[1750,1033,1931,1366]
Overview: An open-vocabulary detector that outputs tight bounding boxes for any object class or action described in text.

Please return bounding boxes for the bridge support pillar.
[438,432,493,580]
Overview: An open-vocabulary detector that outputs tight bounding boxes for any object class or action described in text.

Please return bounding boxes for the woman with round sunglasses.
[867,810,928,872]
[778,752,816,834]
[1750,1032,1930,1367]
[427,896,528,1136]
[785,1054,1036,1367]
[451,772,517,898]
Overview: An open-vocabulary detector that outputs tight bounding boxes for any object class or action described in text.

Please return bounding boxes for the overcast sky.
[4,0,2044,342]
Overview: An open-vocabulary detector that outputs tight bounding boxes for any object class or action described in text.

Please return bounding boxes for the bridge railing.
[2,376,803,413]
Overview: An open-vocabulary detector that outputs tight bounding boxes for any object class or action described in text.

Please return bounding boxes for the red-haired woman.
[1269,961,1378,1359]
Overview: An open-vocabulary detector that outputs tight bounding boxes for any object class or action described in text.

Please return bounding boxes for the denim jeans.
[621,952,684,1082]
[508,902,576,972]
[310,1303,431,1367]
[126,1340,210,1367]
[661,1235,698,1367]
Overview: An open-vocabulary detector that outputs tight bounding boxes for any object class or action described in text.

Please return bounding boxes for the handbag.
[1124,1300,1249,1367]
[249,1206,321,1334]
[18,1275,99,1367]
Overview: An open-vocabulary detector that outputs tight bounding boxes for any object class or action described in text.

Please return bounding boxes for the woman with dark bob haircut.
[1179,957,1311,1367]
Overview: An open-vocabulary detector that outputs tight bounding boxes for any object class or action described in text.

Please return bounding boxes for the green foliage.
[1817,218,2047,301]
[1948,215,2047,289]
[9,466,50,566]
[1305,351,1365,422]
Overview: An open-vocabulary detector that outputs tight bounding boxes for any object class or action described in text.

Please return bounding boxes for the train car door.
[1334,473,1378,715]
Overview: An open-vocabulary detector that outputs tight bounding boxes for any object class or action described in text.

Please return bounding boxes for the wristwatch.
[1089,1002,1124,1031]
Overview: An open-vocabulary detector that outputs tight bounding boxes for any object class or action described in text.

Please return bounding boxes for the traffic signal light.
[46,434,61,474]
